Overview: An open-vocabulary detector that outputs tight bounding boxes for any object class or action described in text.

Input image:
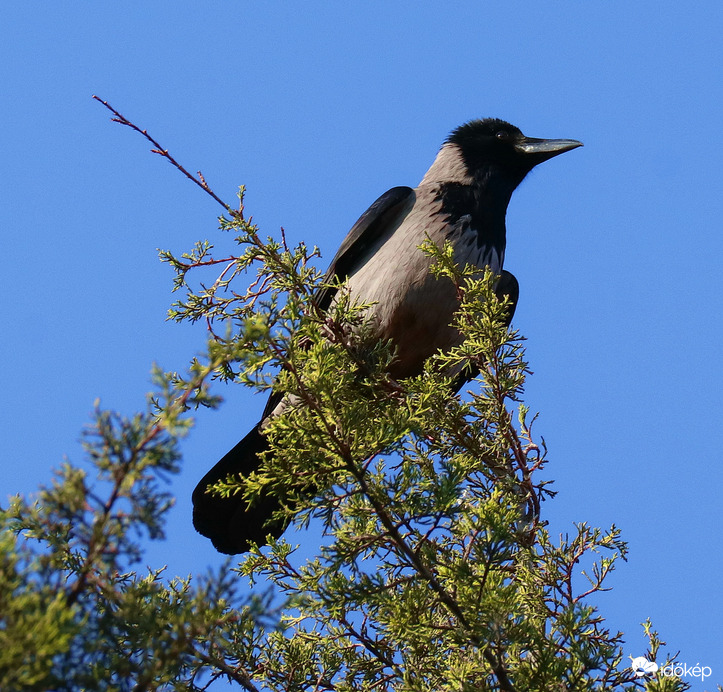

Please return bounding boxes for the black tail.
[192,425,285,554]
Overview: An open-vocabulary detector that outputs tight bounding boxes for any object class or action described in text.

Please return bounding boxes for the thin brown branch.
[194,650,260,692]
[349,466,515,691]
[92,95,233,213]
[338,612,402,679]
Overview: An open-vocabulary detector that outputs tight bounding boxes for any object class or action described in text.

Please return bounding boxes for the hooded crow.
[193,118,582,554]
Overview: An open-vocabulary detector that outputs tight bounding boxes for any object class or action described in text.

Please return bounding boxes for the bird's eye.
[495,130,511,141]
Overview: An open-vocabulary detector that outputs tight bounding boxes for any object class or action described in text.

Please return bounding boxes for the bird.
[193,118,582,554]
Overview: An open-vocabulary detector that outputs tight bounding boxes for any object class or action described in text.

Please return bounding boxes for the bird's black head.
[447,118,582,186]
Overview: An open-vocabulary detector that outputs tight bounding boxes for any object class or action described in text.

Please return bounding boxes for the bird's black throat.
[436,176,511,256]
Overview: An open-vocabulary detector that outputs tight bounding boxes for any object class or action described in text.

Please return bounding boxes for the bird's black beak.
[515,137,583,164]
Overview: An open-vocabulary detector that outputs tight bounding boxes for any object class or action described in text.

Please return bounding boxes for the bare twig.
[92,95,233,213]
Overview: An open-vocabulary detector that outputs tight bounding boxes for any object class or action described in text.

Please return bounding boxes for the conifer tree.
[0,102,694,691]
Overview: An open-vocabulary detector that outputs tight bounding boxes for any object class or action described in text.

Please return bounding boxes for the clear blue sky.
[1,3,721,688]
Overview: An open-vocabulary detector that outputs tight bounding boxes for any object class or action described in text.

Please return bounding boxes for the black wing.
[314,186,415,312]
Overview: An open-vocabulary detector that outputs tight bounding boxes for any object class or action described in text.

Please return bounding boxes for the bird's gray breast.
[342,191,503,379]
